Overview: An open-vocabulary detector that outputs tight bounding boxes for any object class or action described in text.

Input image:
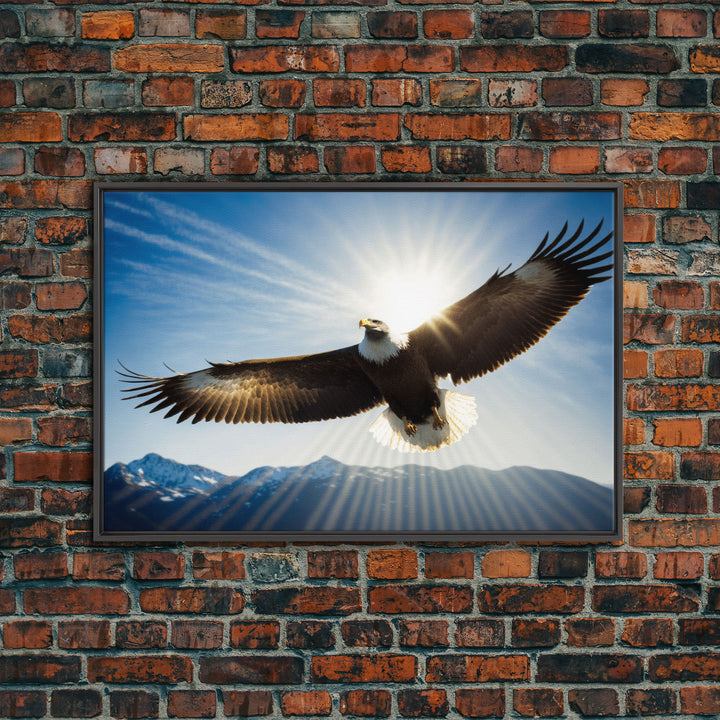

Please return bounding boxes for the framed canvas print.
[94,182,622,542]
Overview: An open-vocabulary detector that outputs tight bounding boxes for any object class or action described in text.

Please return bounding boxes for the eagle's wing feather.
[410,220,613,385]
[120,346,383,425]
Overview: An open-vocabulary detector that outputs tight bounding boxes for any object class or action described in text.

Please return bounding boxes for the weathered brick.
[371,78,421,107]
[297,113,399,141]
[57,620,110,649]
[69,113,176,142]
[340,690,391,717]
[35,216,87,245]
[601,78,649,106]
[576,44,679,73]
[25,587,130,615]
[367,11,417,38]
[598,9,648,38]
[252,587,360,615]
[650,653,720,681]
[367,548,418,579]
[431,79,483,107]
[168,691,215,719]
[512,619,560,648]
[537,654,642,684]
[142,77,195,107]
[307,550,358,579]
[0,690,46,718]
[0,148,24,175]
[630,113,720,141]
[624,348,648,376]
[625,488,650,514]
[622,618,673,648]
[478,585,584,614]
[287,620,334,649]
[280,691,332,717]
[0,656,81,684]
[209,147,259,175]
[652,418,702,447]
[311,12,360,38]
[116,621,168,649]
[171,621,223,650]
[82,10,134,39]
[185,114,288,141]
[381,145,431,173]
[115,44,223,73]
[400,619,449,647]
[423,10,473,39]
[488,80,537,108]
[88,656,192,684]
[680,687,720,715]
[460,45,567,72]
[14,551,68,580]
[513,689,563,718]
[455,689,505,718]
[192,551,245,579]
[368,585,472,613]
[495,146,543,173]
[593,584,699,613]
[342,619,393,647]
[0,43,110,73]
[426,655,529,683]
[568,689,619,718]
[566,618,615,647]
[258,79,306,108]
[140,587,243,614]
[518,112,620,141]
[222,691,273,717]
[543,78,593,107]
[200,656,304,685]
[231,45,339,73]
[455,619,504,648]
[201,80,252,108]
[626,689,676,716]
[482,549,531,578]
[604,147,652,173]
[14,452,92,483]
[154,148,204,176]
[110,690,159,719]
[654,551,704,580]
[397,689,448,718]
[425,551,474,579]
[549,146,599,175]
[596,551,647,579]
[3,620,53,649]
[196,9,246,39]
[405,113,510,140]
[312,655,416,683]
[0,112,61,142]
[138,8,191,37]
[314,78,365,107]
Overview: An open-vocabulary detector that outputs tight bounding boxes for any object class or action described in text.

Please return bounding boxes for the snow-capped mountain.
[103,454,614,535]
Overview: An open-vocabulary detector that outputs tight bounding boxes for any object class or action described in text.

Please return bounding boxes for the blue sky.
[101,186,617,486]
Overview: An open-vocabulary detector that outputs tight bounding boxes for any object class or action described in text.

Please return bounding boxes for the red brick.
[652,418,702,447]
[0,350,37,379]
[342,619,393,647]
[628,383,720,412]
[659,146,707,175]
[400,619,449,647]
[681,687,720,715]
[539,10,590,38]
[601,78,649,106]
[115,44,223,73]
[423,9,473,38]
[425,551,474,579]
[0,181,91,210]
[35,216,87,245]
[513,689,563,718]
[630,112,720,141]
[0,248,54,276]
[196,9,246,39]
[549,146,599,174]
[311,655,416,683]
[7,314,91,342]
[598,9,649,38]
[230,621,280,649]
[622,618,673,647]
[665,216,712,244]
[280,691,332,717]
[657,484,708,513]
[455,619,504,648]
[460,45,567,72]
[604,146,653,173]
[94,147,148,175]
[482,550,531,578]
[624,313,675,344]
[200,656,304,685]
[314,78,365,107]
[651,654,720,682]
[478,585,584,614]
[398,689,448,718]
[73,552,125,581]
[381,145,431,173]
[537,654,642,684]
[426,655,529,683]
[37,416,90,446]
[654,551,704,579]
[0,216,28,245]
[429,79,482,107]
[222,691,273,717]
[34,147,85,177]
[209,147,259,175]
[88,656,193,684]
[3,620,52,649]
[367,549,418,579]
[142,77,195,107]
[340,690,391,717]
[657,9,707,37]
[624,417,645,445]
[57,621,110,650]
[519,112,621,141]
[682,316,720,343]
[259,79,306,107]
[0,487,34,513]
[231,45,339,73]
[307,550,358,579]
[252,587,359,615]
[405,113,510,140]
[0,691,47,718]
[140,587,244,614]
[630,518,720,547]
[624,179,682,208]
[0,112,61,143]
[296,112,399,141]
[367,11,417,38]
[14,551,68,580]
[110,690,159,719]
[368,585,472,613]
[595,551,647,579]
[255,10,302,38]
[36,281,88,311]
[25,587,130,615]
[116,621,168,649]
[455,689,505,718]
[168,691,216,719]
[488,80,537,108]
[0,656,81,685]
[134,552,185,580]
[192,551,245,579]
[69,113,176,142]
[0,80,15,108]
[511,619,560,648]
[171,621,223,650]
[624,451,674,479]
[371,78,421,107]
[495,146,543,173]
[626,688,676,716]
[566,618,615,647]
[14,451,92,483]
[82,10,134,39]
[185,113,288,141]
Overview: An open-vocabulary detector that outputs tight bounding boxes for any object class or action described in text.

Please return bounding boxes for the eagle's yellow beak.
[359,318,372,328]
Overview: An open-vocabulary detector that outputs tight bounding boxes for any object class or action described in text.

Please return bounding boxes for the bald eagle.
[121,220,613,453]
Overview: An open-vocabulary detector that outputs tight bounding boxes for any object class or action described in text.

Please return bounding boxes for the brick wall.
[1,0,720,716]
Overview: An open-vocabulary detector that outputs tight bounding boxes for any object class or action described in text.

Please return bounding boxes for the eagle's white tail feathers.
[369,390,478,453]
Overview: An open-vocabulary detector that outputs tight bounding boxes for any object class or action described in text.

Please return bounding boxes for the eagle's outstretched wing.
[120,346,383,425]
[409,220,613,385]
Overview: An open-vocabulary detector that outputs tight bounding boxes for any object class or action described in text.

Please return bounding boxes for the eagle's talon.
[403,418,417,436]
[432,407,446,430]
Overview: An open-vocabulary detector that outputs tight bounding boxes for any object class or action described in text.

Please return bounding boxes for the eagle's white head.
[358,318,409,365]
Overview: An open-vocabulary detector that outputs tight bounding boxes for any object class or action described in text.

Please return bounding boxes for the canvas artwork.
[94,182,622,541]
